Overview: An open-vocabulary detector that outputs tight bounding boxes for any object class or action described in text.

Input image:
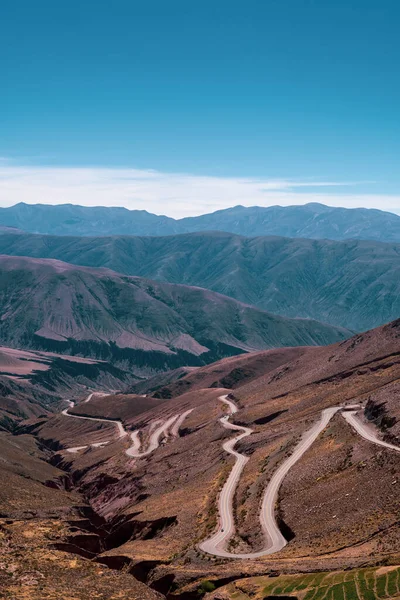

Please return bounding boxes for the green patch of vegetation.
[343,581,359,600]
[387,569,398,597]
[375,574,387,598]
[197,579,216,596]
[259,566,400,600]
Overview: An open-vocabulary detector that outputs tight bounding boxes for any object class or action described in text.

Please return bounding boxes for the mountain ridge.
[1,201,400,241]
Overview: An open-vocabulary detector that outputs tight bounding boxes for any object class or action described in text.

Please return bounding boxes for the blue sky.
[1,0,399,216]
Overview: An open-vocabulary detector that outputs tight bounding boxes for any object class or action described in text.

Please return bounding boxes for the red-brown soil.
[5,319,400,598]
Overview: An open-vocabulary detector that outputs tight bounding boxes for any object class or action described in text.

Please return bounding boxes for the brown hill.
[129,366,197,396]
[19,318,399,597]
[131,346,305,399]
[0,255,349,378]
[5,321,400,600]
[70,392,166,424]
[0,430,163,599]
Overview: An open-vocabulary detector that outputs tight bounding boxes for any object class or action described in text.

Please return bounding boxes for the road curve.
[127,410,194,457]
[200,396,342,559]
[199,396,253,556]
[126,414,180,457]
[342,410,400,453]
[62,396,193,458]
[171,409,194,436]
[62,404,127,438]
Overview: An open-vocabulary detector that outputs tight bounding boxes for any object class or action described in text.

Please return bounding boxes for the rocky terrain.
[0,255,349,378]
[3,319,398,598]
[0,431,163,599]
[1,229,399,331]
[2,201,400,242]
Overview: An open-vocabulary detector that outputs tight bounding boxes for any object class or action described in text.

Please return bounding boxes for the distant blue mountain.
[1,201,400,241]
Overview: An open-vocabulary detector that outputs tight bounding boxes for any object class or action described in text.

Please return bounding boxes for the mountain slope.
[2,201,400,241]
[31,318,400,592]
[1,230,399,331]
[0,256,348,375]
[128,347,305,398]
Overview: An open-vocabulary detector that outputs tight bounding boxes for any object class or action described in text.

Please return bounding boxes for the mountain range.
[2,201,400,241]
[0,229,399,331]
[1,203,400,599]
[0,255,348,375]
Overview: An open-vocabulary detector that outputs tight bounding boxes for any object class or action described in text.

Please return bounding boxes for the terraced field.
[218,566,400,600]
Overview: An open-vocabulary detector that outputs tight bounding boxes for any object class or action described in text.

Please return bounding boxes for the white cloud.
[0,164,398,217]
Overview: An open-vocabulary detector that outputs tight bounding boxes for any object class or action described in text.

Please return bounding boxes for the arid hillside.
[129,347,306,398]
[0,430,163,599]
[0,255,349,378]
[70,392,166,423]
[12,318,399,598]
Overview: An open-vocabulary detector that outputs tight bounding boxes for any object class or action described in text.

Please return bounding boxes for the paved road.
[200,397,342,559]
[257,406,341,558]
[200,399,400,560]
[343,410,400,453]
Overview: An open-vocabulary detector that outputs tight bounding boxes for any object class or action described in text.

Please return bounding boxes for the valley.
[0,206,399,599]
[2,0,398,596]
[2,318,399,598]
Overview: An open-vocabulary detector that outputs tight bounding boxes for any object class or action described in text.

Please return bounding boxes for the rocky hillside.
[25,318,400,597]
[0,256,349,376]
[0,230,399,331]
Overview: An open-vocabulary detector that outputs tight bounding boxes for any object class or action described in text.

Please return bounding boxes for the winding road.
[126,414,181,458]
[199,396,253,557]
[62,395,193,458]
[200,396,400,560]
[63,392,400,560]
[61,403,127,438]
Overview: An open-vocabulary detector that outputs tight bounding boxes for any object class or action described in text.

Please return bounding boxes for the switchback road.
[62,395,193,458]
[200,397,400,560]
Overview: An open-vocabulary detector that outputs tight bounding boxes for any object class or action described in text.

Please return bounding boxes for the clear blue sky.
[1,0,399,215]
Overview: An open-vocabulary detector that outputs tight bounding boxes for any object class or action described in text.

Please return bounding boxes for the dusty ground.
[0,519,163,600]
[2,320,400,597]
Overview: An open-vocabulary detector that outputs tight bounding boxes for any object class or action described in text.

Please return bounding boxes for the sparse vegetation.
[198,579,216,595]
